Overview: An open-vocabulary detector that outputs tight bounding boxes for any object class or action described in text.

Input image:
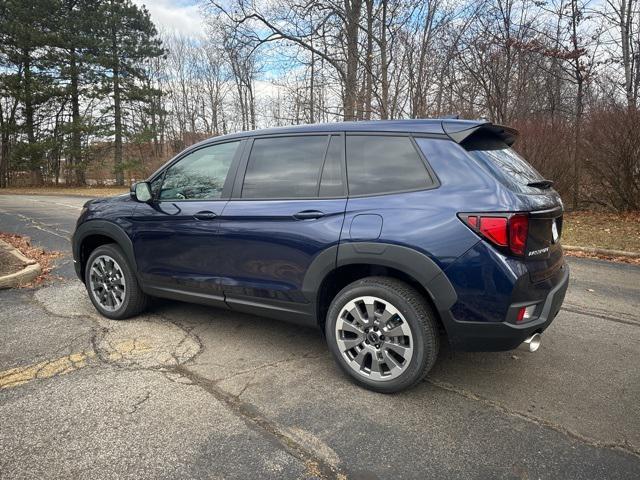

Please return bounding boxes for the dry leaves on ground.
[0,233,63,287]
[564,249,640,266]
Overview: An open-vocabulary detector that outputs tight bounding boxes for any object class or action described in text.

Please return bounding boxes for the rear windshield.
[465,137,545,194]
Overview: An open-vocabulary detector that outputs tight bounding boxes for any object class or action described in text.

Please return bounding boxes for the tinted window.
[465,137,545,194]
[346,136,433,196]
[319,136,345,197]
[242,136,328,198]
[159,141,239,201]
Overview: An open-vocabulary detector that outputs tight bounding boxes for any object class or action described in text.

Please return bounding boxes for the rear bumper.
[442,263,569,351]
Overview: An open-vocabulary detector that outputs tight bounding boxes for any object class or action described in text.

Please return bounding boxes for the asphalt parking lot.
[1,194,639,479]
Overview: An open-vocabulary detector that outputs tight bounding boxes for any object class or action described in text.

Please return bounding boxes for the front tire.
[325,277,439,393]
[84,243,148,320]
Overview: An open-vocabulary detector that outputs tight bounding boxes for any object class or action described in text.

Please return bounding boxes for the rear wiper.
[527,179,554,189]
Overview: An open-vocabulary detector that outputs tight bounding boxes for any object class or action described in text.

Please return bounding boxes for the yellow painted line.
[0,351,96,390]
[106,339,152,361]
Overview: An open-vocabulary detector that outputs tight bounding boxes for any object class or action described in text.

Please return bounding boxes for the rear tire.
[84,243,148,320]
[325,276,439,393]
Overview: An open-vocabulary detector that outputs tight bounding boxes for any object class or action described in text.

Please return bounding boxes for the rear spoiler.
[442,121,519,146]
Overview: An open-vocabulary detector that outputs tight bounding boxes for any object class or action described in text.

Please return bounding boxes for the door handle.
[194,211,217,220]
[293,210,325,220]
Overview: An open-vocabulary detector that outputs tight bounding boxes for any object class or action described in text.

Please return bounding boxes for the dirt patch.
[562,211,640,254]
[0,248,25,276]
[0,233,62,286]
[0,186,128,197]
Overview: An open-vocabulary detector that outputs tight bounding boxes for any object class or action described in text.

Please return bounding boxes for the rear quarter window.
[346,135,434,196]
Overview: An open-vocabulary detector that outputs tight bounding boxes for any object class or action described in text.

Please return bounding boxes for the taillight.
[478,217,508,246]
[508,214,529,256]
[459,213,530,256]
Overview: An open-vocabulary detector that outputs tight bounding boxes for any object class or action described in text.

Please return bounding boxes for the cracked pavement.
[0,194,639,479]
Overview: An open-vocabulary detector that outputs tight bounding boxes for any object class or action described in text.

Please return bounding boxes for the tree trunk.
[619,0,635,109]
[69,48,84,185]
[309,48,315,123]
[0,103,7,188]
[572,77,583,211]
[112,32,124,186]
[23,51,42,186]
[363,0,373,120]
[0,134,9,188]
[380,0,389,119]
[570,0,583,211]
[343,0,362,120]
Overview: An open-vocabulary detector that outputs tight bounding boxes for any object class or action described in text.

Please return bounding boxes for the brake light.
[509,214,529,256]
[478,217,508,246]
[460,213,529,256]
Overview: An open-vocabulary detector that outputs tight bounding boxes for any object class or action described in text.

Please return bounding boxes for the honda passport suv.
[72,119,569,393]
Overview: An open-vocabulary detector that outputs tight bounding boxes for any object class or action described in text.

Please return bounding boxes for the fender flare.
[72,220,137,281]
[302,242,457,321]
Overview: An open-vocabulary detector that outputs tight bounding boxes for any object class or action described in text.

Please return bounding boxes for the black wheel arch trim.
[302,241,457,322]
[72,220,137,283]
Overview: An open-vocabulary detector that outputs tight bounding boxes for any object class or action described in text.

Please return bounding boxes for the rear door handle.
[293,210,325,220]
[194,211,217,220]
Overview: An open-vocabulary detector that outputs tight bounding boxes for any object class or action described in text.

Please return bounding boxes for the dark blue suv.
[72,119,569,392]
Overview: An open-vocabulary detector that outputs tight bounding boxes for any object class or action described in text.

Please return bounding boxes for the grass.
[0,186,128,197]
[562,211,640,253]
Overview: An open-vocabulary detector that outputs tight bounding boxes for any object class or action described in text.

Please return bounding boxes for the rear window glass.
[465,137,545,194]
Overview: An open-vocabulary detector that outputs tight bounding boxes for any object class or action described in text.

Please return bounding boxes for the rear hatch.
[461,130,564,282]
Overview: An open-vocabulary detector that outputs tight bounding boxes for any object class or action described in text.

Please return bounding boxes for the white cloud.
[133,0,206,38]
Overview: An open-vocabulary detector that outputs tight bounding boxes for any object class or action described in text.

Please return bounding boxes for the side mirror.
[131,182,152,203]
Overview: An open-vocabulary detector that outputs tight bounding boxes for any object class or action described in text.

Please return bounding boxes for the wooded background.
[0,0,638,211]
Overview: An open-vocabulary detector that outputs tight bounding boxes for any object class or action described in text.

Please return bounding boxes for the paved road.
[1,194,639,479]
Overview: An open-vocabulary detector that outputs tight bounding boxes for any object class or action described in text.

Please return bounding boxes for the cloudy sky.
[133,0,207,38]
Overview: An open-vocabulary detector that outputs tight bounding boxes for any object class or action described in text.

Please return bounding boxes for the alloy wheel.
[335,295,414,381]
[89,255,126,312]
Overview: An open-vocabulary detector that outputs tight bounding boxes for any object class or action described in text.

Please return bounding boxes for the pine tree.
[95,0,164,186]
[54,0,103,185]
[0,0,59,185]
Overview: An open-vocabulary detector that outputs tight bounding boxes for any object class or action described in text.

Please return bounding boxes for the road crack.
[562,303,640,327]
[128,391,151,414]
[171,364,349,480]
[425,376,640,459]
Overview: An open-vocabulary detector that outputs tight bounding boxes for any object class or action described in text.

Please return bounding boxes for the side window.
[242,136,328,198]
[346,136,434,196]
[319,135,345,197]
[159,141,239,201]
[149,174,164,198]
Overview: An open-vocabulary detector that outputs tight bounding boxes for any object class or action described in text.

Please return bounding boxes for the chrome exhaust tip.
[520,333,541,353]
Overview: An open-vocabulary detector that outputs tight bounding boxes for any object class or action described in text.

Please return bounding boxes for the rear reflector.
[517,305,536,323]
[460,213,530,256]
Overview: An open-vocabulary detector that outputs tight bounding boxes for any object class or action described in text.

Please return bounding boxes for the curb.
[563,245,640,259]
[0,240,42,289]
